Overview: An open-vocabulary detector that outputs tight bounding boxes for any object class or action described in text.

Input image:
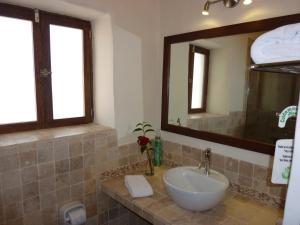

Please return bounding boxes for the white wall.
[156,0,300,166]
[209,33,253,114]
[113,26,144,144]
[3,0,300,165]
[169,43,189,126]
[66,0,160,144]
[207,47,229,115]
[5,0,160,145]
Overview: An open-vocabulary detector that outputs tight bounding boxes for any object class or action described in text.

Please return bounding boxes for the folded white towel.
[251,23,300,64]
[124,175,154,198]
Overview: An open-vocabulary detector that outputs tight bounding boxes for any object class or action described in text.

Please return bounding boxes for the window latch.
[40,68,51,78]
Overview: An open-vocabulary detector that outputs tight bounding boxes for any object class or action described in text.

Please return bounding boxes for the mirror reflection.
[168,32,300,145]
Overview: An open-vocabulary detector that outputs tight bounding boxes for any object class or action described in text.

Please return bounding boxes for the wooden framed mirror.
[161,14,300,155]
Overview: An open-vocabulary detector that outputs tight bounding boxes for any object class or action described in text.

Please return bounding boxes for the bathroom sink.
[163,166,229,211]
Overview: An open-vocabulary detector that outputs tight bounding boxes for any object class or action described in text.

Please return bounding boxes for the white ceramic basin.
[163,166,229,211]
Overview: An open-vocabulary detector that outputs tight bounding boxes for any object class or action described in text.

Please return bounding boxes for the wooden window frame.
[0,3,93,134]
[188,44,210,114]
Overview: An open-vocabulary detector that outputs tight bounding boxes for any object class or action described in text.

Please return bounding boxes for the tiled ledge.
[0,123,113,147]
[101,166,283,225]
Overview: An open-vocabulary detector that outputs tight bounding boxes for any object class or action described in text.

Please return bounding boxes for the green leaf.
[133,128,143,132]
[143,124,152,129]
[145,129,154,134]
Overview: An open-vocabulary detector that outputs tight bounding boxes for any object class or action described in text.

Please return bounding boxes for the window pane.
[191,53,205,109]
[50,25,85,120]
[0,16,37,125]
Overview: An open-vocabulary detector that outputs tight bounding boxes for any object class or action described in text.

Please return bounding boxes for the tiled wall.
[97,192,151,225]
[0,124,287,225]
[187,111,245,137]
[162,140,287,208]
[0,125,147,225]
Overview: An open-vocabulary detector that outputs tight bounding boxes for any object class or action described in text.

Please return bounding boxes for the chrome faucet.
[199,148,212,176]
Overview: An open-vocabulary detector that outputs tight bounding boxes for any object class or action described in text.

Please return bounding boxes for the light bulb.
[202,10,209,16]
[243,0,253,5]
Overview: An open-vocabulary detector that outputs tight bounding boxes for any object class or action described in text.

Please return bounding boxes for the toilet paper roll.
[67,208,86,225]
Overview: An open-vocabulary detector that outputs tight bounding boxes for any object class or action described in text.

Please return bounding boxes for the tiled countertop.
[101,166,283,225]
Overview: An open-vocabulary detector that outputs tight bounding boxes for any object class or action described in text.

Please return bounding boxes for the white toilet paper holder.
[59,201,86,225]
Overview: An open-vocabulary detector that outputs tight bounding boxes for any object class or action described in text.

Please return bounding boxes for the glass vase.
[145,148,154,176]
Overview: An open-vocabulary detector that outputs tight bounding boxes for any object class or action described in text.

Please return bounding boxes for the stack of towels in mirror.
[251,22,300,64]
[124,175,154,198]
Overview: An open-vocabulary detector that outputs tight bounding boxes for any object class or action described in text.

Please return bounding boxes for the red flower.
[137,136,150,146]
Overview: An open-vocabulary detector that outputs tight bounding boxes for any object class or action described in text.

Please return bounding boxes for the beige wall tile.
[0,154,20,172]
[254,165,268,181]
[22,182,39,200]
[83,139,95,154]
[23,210,42,225]
[38,162,55,179]
[2,170,21,188]
[106,135,117,149]
[41,208,57,225]
[163,141,182,155]
[84,154,96,167]
[55,174,70,189]
[95,133,108,150]
[39,177,56,195]
[0,146,18,157]
[37,148,54,164]
[253,179,269,193]
[5,217,24,225]
[191,148,202,160]
[56,188,70,203]
[3,187,22,204]
[70,169,84,185]
[85,179,96,194]
[40,192,57,209]
[211,153,225,170]
[23,196,40,214]
[70,156,83,171]
[17,143,36,153]
[239,161,254,177]
[69,139,83,157]
[4,202,23,221]
[224,170,239,184]
[54,140,69,161]
[238,175,253,187]
[118,145,129,157]
[95,152,107,163]
[225,157,239,173]
[128,143,139,154]
[84,167,96,181]
[19,151,37,168]
[55,160,70,174]
[70,183,84,199]
[182,145,191,157]
[21,166,38,184]
[0,207,3,224]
